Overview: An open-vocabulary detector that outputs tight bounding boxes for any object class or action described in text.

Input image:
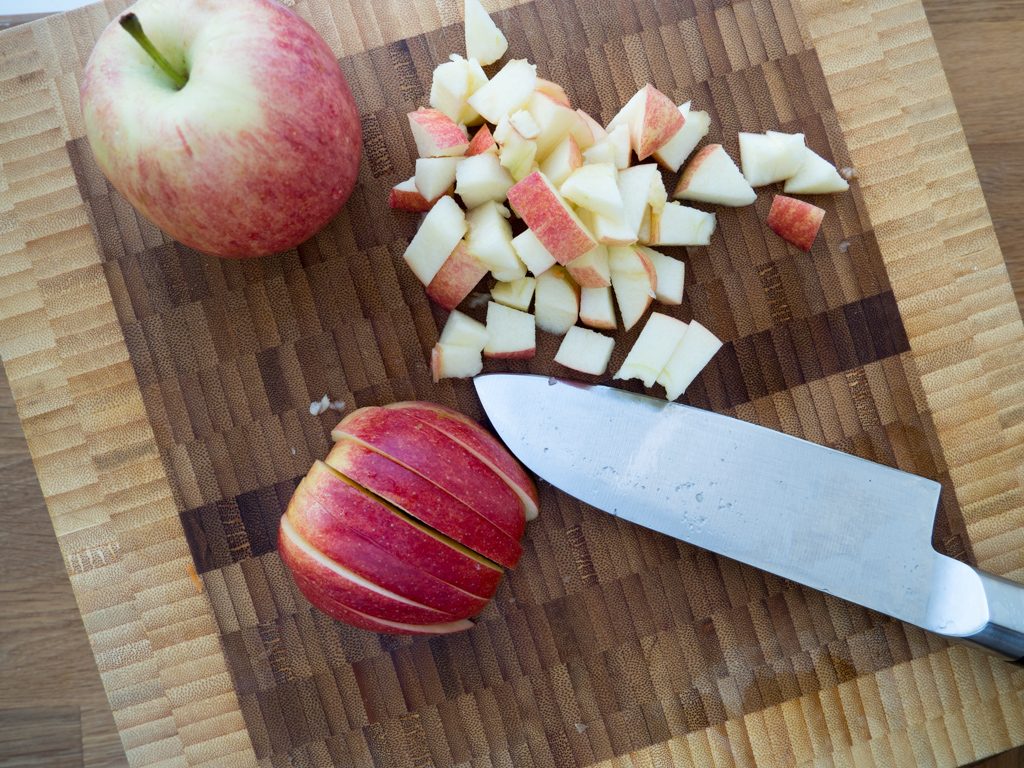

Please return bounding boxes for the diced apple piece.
[607,89,645,133]
[431,343,483,382]
[617,164,660,235]
[766,194,825,252]
[484,301,535,358]
[554,326,615,375]
[415,156,461,201]
[467,59,537,124]
[560,163,623,219]
[527,92,580,159]
[657,320,722,400]
[403,196,467,285]
[648,202,715,246]
[455,153,513,209]
[430,55,488,125]
[674,144,756,207]
[625,84,686,160]
[653,101,711,171]
[567,111,596,151]
[637,246,685,305]
[534,266,580,336]
[439,309,488,350]
[540,135,582,187]
[609,246,656,331]
[739,131,806,186]
[491,277,536,311]
[783,148,850,194]
[426,240,488,310]
[511,228,557,277]
[466,124,497,156]
[506,171,597,264]
[576,109,607,144]
[389,177,443,213]
[466,201,525,280]
[408,108,469,157]
[582,139,616,166]
[607,125,632,169]
[579,286,617,330]
[464,0,508,66]
[615,312,689,387]
[498,128,538,182]
[566,244,610,288]
[510,109,541,139]
[536,78,570,107]
[637,206,656,245]
[585,208,636,247]
[648,172,668,215]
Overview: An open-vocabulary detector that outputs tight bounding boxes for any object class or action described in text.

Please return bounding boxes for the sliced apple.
[606,88,645,134]
[511,228,557,277]
[582,139,616,166]
[484,300,536,358]
[415,156,462,201]
[534,265,579,335]
[566,244,610,288]
[627,84,686,160]
[431,343,483,381]
[408,107,470,157]
[426,240,488,310]
[403,196,467,285]
[656,319,722,400]
[466,201,525,280]
[430,54,488,125]
[648,172,668,215]
[739,131,806,186]
[506,171,597,265]
[607,124,632,169]
[579,286,617,330]
[289,585,474,636]
[527,92,580,159]
[560,163,623,219]
[783,147,850,194]
[439,309,488,349]
[637,206,656,245]
[580,207,635,247]
[674,144,756,207]
[455,152,514,209]
[617,163,661,235]
[766,194,825,252]
[467,59,537,124]
[609,245,656,331]
[540,134,582,187]
[509,109,541,139]
[389,176,444,213]
[491,276,536,311]
[466,124,497,156]
[465,0,508,66]
[554,326,615,375]
[536,78,571,106]
[637,246,684,305]
[498,127,538,182]
[654,101,711,171]
[648,202,715,246]
[614,312,689,387]
[576,109,607,144]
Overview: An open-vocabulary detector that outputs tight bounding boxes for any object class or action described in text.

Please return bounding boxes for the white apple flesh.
[534,266,580,335]
[554,326,615,375]
[484,301,536,358]
[403,196,467,285]
[648,202,715,246]
[511,228,557,276]
[783,147,850,194]
[638,246,685,305]
[614,312,689,387]
[675,144,756,207]
[657,320,722,400]
[653,102,711,171]
[431,344,483,381]
[579,286,617,330]
[491,277,536,312]
[609,246,656,331]
[560,163,623,219]
[430,54,488,125]
[468,59,537,124]
[415,156,461,201]
[738,131,806,186]
[455,152,514,209]
[466,202,525,281]
[464,0,508,66]
[439,310,489,350]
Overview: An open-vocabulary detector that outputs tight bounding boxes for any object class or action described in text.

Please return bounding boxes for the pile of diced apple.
[394,0,851,401]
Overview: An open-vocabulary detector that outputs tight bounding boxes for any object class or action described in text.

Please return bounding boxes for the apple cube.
[638,246,685,305]
[609,245,656,331]
[430,54,488,125]
[431,343,483,382]
[653,101,711,171]
[585,208,636,247]
[540,134,582,188]
[439,309,489,350]
[579,286,617,330]
[389,176,444,212]
[466,201,525,280]
[403,196,467,285]
[536,78,571,106]
[554,326,616,375]
[498,128,538,182]
[465,0,508,66]
[467,59,537,124]
[484,301,536,358]
[783,147,850,194]
[618,163,661,234]
[415,156,461,201]
[527,92,580,159]
[510,109,541,139]
[534,265,580,335]
[408,108,469,157]
[466,124,497,156]
[566,244,610,288]
[739,131,806,186]
[766,194,825,252]
[511,228,557,276]
[506,171,597,264]
[560,163,623,219]
[675,144,756,207]
[648,202,715,246]
[606,88,645,134]
[657,319,722,400]
[491,276,536,311]
[582,139,616,166]
[615,312,689,388]
[455,153,514,209]
[618,84,686,160]
[606,124,632,169]
[426,240,488,310]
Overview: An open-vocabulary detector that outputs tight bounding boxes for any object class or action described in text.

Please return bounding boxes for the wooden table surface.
[0,1,1021,765]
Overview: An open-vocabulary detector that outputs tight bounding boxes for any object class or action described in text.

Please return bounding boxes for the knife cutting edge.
[474,373,1024,664]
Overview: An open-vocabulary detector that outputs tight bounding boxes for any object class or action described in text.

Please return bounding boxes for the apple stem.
[119,13,188,90]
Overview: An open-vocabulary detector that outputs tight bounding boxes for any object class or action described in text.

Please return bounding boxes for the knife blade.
[474,374,1024,662]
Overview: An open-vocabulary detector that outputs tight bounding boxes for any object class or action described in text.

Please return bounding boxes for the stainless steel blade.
[474,374,990,637]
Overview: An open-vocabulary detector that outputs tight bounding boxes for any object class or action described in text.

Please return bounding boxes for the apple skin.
[426,241,488,311]
[80,0,361,259]
[767,194,825,252]
[506,171,597,265]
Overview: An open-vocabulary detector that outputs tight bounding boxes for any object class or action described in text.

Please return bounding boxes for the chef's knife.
[475,374,1024,663]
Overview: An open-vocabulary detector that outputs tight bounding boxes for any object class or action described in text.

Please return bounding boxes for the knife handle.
[970,570,1024,665]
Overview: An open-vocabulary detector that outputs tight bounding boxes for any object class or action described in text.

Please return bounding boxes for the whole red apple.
[80,0,361,259]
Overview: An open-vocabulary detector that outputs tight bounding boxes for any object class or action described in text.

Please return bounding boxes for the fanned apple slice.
[491,276,536,311]
[614,312,689,387]
[783,148,850,194]
[554,326,615,375]
[767,194,825,251]
[609,245,656,331]
[426,240,488,310]
[580,286,617,330]
[656,319,722,400]
[431,344,483,381]
[675,144,756,207]
[403,196,467,285]
[637,246,685,305]
[534,265,580,335]
[484,301,535,358]
[465,0,508,66]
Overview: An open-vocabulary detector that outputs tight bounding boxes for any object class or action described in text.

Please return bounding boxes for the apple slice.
[783,148,850,194]
[580,207,635,247]
[534,265,580,335]
[455,152,514,209]
[466,124,497,156]
[767,194,825,252]
[739,131,806,186]
[609,246,656,331]
[648,202,715,246]
[637,246,684,305]
[607,124,632,169]
[654,101,711,171]
[627,85,687,160]
[510,109,541,139]
[614,312,689,387]
[554,326,615,375]
[527,92,580,159]
[389,177,444,212]
[637,206,656,245]
[430,54,488,125]
[511,228,557,277]
[415,156,462,201]
[403,196,467,285]
[289,583,474,635]
[426,240,488,310]
[540,134,582,187]
[560,163,623,219]
[648,172,668,215]
[466,202,525,280]
[577,109,607,144]
[491,276,536,311]
[606,88,645,134]
[536,78,571,106]
[408,108,470,157]
[439,309,488,349]
[674,144,756,206]
[498,127,538,182]
[579,286,617,330]
[618,163,661,234]
[467,59,537,124]
[506,171,597,265]
[582,139,616,166]
[484,301,535,358]
[566,244,610,288]
[465,0,508,66]
[430,343,482,381]
[657,319,722,400]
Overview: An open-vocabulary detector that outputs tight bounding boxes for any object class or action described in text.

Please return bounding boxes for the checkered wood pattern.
[0,0,1022,765]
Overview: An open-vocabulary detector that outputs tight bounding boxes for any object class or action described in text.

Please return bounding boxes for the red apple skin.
[426,242,489,310]
[767,195,825,252]
[326,439,523,568]
[485,347,537,360]
[635,85,685,160]
[388,181,445,212]
[408,108,470,156]
[536,78,571,107]
[300,461,503,598]
[674,144,717,197]
[466,124,497,156]
[80,0,361,259]
[506,171,597,265]
[334,407,526,540]
[381,402,539,520]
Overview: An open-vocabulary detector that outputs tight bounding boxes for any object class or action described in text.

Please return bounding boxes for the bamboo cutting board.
[1,0,1023,764]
